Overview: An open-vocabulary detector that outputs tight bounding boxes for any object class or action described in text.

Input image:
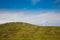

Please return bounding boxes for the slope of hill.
[0,22,60,40]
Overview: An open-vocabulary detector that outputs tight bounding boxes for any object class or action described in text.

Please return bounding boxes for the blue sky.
[0,0,60,26]
[0,0,60,10]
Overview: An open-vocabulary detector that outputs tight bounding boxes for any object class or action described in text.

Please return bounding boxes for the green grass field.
[0,22,60,40]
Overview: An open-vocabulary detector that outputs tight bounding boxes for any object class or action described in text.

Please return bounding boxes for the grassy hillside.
[0,22,60,40]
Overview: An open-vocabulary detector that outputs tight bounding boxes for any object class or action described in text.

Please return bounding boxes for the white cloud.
[32,0,40,5]
[55,0,60,2]
[53,0,60,3]
[0,11,60,26]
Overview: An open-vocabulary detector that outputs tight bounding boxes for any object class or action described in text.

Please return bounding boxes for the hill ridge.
[0,22,60,40]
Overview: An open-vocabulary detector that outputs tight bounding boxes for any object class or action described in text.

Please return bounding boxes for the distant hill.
[0,22,60,40]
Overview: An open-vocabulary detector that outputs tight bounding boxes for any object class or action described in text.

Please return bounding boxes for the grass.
[0,22,60,40]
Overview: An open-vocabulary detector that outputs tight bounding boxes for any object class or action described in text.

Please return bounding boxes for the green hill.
[0,22,60,40]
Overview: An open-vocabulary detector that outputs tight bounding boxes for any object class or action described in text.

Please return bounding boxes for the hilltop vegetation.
[0,22,60,40]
